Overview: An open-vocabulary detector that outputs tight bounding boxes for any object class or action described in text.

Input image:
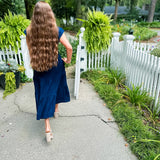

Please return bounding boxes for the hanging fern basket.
[78,10,112,54]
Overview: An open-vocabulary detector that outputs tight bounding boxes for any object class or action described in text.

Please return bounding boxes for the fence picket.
[92,53,94,69]
[145,54,151,93]
[0,42,23,66]
[88,53,91,70]
[152,57,158,98]
[95,53,97,69]
[149,55,155,96]
[154,58,160,111]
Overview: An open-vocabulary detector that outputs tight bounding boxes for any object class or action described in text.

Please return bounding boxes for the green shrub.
[122,84,152,108]
[81,70,103,82]
[111,24,157,41]
[94,81,122,107]
[103,68,126,88]
[137,22,160,28]
[20,72,32,83]
[63,23,81,33]
[150,48,160,57]
[112,104,160,160]
[134,26,157,41]
[0,10,30,52]
[56,18,81,33]
[150,42,160,57]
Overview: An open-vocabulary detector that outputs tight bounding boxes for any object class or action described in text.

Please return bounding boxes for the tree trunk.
[114,0,119,21]
[65,7,68,26]
[76,0,81,19]
[130,0,133,13]
[76,0,81,24]
[94,0,97,10]
[24,0,30,19]
[147,0,157,22]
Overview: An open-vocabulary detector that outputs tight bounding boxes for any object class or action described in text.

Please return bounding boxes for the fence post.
[123,34,135,73]
[74,27,87,99]
[20,35,33,79]
[112,32,121,42]
[110,32,121,69]
[79,27,87,73]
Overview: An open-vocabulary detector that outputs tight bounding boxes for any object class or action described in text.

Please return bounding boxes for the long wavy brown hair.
[26,1,58,72]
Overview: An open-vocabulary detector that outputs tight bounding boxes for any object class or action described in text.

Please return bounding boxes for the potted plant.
[0,59,25,92]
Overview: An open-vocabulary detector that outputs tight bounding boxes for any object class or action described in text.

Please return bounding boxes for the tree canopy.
[0,0,159,22]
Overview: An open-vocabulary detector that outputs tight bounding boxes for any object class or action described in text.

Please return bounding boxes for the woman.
[25,1,72,142]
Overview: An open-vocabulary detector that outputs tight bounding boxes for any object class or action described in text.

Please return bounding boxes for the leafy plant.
[94,81,122,107]
[0,59,24,73]
[78,9,112,53]
[0,10,30,52]
[81,70,105,83]
[122,84,152,107]
[150,48,160,57]
[137,22,160,28]
[112,104,160,160]
[20,72,32,83]
[119,84,156,123]
[102,68,126,89]
[3,72,16,98]
[150,41,160,57]
[134,26,157,41]
[111,24,158,41]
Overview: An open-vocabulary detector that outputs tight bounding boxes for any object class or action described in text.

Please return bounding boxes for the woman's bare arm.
[60,33,72,64]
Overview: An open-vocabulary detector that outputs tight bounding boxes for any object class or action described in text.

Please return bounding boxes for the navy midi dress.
[25,27,70,120]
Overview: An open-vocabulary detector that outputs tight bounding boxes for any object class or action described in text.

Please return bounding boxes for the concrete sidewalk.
[0,79,137,160]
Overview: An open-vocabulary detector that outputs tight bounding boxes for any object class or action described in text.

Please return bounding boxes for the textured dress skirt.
[25,27,70,120]
[33,53,70,120]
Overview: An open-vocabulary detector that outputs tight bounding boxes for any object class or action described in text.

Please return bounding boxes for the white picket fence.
[75,28,160,111]
[0,44,23,65]
[111,33,160,109]
[0,36,33,79]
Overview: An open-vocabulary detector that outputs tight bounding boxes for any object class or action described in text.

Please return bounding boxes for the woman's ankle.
[55,109,59,112]
[45,118,51,132]
[55,104,59,112]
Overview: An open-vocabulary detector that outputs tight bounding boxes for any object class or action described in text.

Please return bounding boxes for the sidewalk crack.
[13,94,22,112]
[59,114,118,131]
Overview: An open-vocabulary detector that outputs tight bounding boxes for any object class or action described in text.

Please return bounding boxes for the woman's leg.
[55,104,59,112]
[45,118,51,132]
[45,118,53,142]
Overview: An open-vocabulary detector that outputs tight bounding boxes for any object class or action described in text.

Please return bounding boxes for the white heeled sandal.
[45,130,53,142]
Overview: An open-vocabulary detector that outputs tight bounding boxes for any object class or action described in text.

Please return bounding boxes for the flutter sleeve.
[24,29,27,36]
[58,27,64,40]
